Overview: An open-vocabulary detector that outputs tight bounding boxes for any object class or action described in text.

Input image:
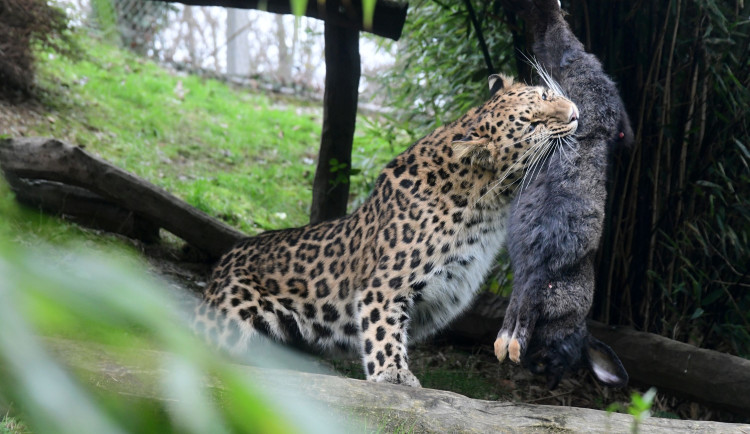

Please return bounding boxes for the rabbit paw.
[494,331,510,362]
[508,338,523,363]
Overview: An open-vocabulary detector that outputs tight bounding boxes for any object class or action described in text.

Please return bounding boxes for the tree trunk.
[226,8,251,76]
[44,337,750,433]
[309,23,360,224]
[0,137,245,259]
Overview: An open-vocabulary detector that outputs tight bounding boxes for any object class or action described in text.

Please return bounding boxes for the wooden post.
[309,24,360,224]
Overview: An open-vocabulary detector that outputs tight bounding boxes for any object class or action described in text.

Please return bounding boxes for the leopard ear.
[489,73,514,95]
[452,136,493,169]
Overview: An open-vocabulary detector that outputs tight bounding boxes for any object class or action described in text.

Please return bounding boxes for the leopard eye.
[529,122,541,132]
[542,92,548,101]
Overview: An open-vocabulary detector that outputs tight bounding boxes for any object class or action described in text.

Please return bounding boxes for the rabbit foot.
[509,338,523,363]
[494,332,510,362]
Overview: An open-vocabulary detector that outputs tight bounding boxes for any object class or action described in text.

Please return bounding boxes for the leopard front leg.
[358,286,421,387]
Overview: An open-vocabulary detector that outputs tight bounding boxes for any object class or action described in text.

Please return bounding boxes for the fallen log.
[0,137,245,259]
[4,175,160,242]
[444,292,750,417]
[44,337,749,433]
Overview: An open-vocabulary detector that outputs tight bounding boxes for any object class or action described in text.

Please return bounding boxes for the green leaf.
[691,307,705,320]
[362,0,376,30]
[289,0,308,17]
[735,138,750,159]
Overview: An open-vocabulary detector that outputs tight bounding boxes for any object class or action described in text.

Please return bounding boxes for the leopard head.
[452,74,579,188]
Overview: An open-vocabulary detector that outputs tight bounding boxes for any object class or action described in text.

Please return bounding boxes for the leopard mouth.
[546,105,579,138]
[548,120,578,138]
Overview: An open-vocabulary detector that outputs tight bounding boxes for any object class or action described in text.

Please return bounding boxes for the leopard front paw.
[373,367,421,388]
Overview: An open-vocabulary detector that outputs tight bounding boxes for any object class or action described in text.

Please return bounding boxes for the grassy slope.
[0,32,406,248]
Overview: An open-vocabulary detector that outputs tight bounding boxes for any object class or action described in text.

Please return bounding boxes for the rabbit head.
[523,322,628,390]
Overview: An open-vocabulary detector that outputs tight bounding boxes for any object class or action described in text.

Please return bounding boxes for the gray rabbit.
[494,0,632,389]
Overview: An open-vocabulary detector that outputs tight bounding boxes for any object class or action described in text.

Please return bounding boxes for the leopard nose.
[569,106,579,123]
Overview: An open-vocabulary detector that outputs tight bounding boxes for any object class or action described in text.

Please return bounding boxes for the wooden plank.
[149,0,408,40]
[442,292,750,417]
[4,175,160,242]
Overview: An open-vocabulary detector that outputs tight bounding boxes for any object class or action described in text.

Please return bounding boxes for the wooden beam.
[309,22,360,224]
[149,0,408,40]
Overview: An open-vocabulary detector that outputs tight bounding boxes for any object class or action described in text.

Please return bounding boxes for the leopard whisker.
[565,136,580,158]
[480,134,552,203]
[521,53,566,97]
[517,131,555,190]
[520,143,547,191]
[521,135,557,192]
[556,137,573,165]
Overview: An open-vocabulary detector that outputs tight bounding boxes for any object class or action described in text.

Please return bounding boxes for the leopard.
[192,73,580,387]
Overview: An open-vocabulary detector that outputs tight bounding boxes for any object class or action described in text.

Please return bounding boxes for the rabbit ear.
[585,336,629,387]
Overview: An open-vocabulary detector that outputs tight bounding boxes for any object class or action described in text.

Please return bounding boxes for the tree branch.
[462,0,495,74]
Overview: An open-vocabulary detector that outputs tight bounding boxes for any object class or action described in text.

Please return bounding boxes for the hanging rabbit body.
[494,0,633,389]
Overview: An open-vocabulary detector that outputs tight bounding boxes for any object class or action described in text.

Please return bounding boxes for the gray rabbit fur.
[494,0,632,389]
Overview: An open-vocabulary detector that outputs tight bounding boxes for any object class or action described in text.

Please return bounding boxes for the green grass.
[0,415,29,434]
[5,31,407,247]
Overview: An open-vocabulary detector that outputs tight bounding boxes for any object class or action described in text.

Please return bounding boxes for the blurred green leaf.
[362,0,376,29]
[0,240,352,433]
[289,0,308,17]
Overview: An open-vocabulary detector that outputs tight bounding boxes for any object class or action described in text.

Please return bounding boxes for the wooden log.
[0,137,245,259]
[4,175,160,242]
[589,322,750,418]
[148,0,408,40]
[309,23,360,224]
[43,337,750,433]
[443,292,750,417]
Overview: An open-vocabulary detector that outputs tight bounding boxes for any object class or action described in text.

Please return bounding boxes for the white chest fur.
[408,211,508,341]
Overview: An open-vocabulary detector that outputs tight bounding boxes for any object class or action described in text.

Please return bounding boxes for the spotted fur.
[193,73,579,387]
